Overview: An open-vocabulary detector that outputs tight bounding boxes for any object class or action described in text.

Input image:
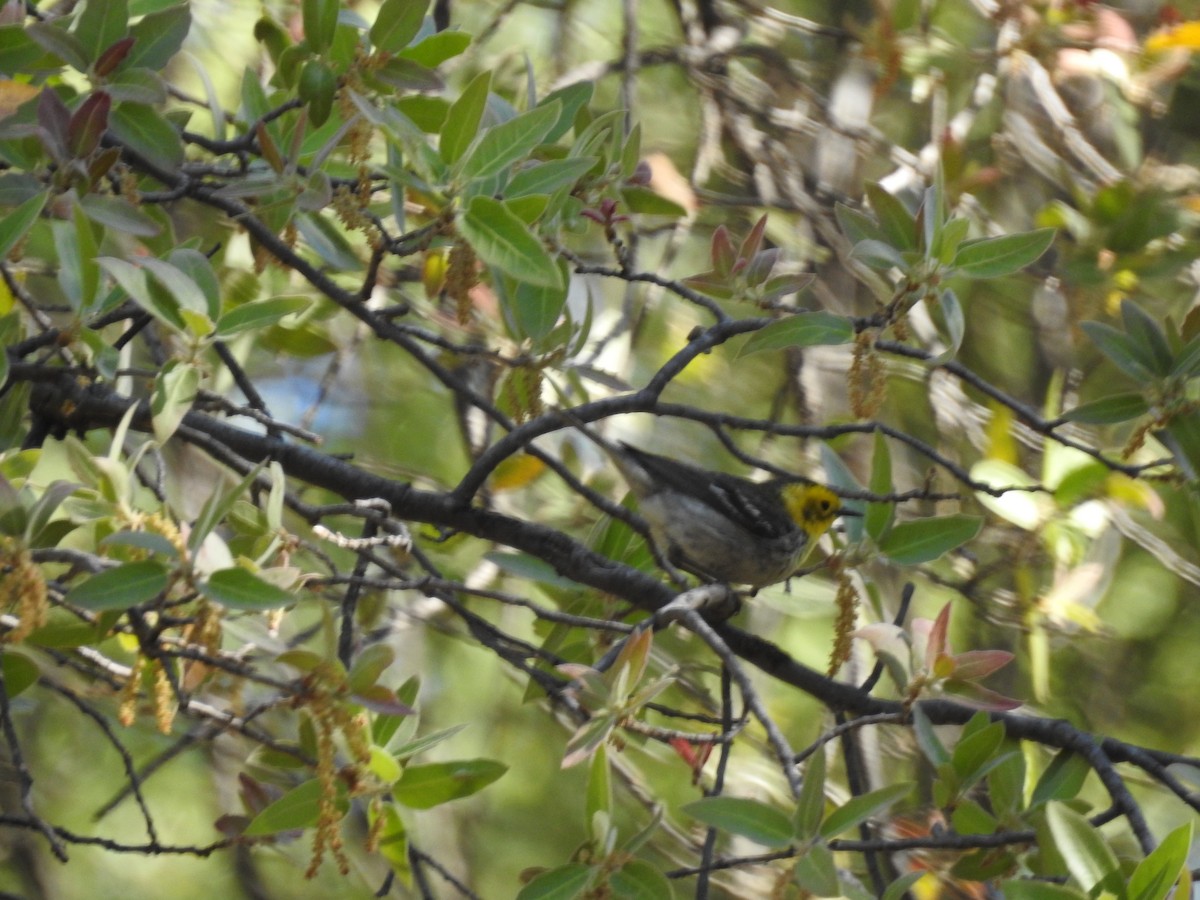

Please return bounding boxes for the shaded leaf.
[243,777,348,836]
[682,796,794,848]
[66,560,169,611]
[738,313,854,357]
[1062,392,1149,424]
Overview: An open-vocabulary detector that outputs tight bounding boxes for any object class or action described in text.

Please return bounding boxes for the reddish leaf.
[68,91,111,158]
[925,602,952,672]
[94,36,135,77]
[37,88,71,161]
[950,649,1015,681]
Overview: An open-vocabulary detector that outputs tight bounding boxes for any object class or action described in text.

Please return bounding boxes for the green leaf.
[835,202,885,246]
[1061,392,1149,424]
[515,864,594,900]
[931,287,965,363]
[301,0,339,53]
[1081,321,1157,381]
[1031,750,1089,805]
[216,296,309,338]
[585,744,612,841]
[819,782,912,838]
[951,228,1055,278]
[371,0,428,52]
[459,195,562,288]
[865,430,893,542]
[877,515,982,565]
[681,796,794,848]
[610,859,674,899]
[389,724,467,761]
[987,740,1026,817]
[75,0,129,65]
[347,643,395,693]
[98,256,184,331]
[912,706,950,767]
[242,778,348,836]
[1128,820,1192,900]
[510,264,568,340]
[101,529,179,558]
[794,744,826,840]
[188,464,263,555]
[397,30,471,68]
[108,103,183,170]
[370,57,442,93]
[125,4,191,71]
[507,157,598,199]
[140,256,208,317]
[540,81,594,143]
[79,193,162,237]
[933,216,970,265]
[882,873,926,900]
[440,70,490,165]
[849,238,906,270]
[392,759,507,809]
[1044,801,1120,894]
[950,718,1007,786]
[1,651,39,698]
[198,567,294,611]
[67,560,169,611]
[0,191,47,261]
[26,23,90,71]
[150,359,198,443]
[459,101,561,182]
[618,185,686,217]
[298,59,336,127]
[865,182,917,251]
[997,881,1087,899]
[737,313,854,357]
[1121,299,1174,376]
[792,842,839,897]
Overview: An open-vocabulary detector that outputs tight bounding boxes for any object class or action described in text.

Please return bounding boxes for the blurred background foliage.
[3,0,1200,897]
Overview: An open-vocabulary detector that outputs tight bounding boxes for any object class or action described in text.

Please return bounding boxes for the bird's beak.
[837,507,863,518]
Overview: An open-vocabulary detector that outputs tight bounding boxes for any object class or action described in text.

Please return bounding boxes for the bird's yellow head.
[780,483,841,540]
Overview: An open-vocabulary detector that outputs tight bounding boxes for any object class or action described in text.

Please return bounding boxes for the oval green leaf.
[392,759,508,809]
[515,863,593,900]
[67,560,169,611]
[1061,392,1149,424]
[952,228,1055,278]
[877,514,982,565]
[199,567,295,610]
[681,796,794,848]
[738,312,854,357]
[242,777,349,836]
[459,195,562,288]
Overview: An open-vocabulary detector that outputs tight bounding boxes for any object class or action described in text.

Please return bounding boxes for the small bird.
[591,437,847,589]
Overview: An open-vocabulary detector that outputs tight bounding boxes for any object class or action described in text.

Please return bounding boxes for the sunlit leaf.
[392,759,508,809]
[951,228,1055,278]
[877,515,982,564]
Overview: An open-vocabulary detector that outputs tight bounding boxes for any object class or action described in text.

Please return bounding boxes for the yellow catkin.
[0,537,48,643]
[365,797,386,854]
[152,658,176,734]
[119,655,144,727]
[827,563,858,676]
[446,241,479,325]
[849,331,884,419]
